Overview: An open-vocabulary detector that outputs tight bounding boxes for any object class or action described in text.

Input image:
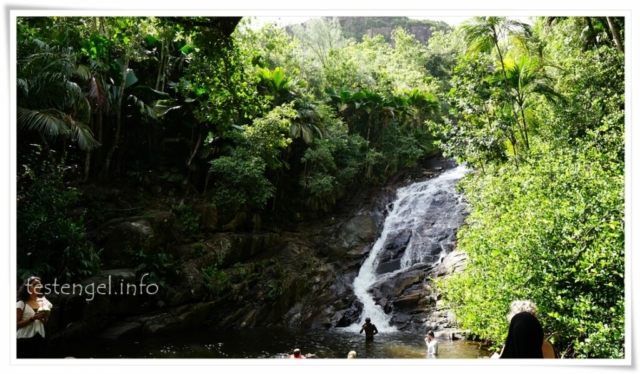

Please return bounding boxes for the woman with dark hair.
[492,300,556,358]
[16,276,51,359]
[500,312,544,358]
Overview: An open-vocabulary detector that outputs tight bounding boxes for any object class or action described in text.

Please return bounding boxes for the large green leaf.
[124,69,138,89]
[17,107,70,136]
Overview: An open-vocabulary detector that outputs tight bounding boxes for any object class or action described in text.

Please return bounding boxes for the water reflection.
[43,327,489,359]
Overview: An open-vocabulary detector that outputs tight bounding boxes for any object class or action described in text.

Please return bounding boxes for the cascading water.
[345,164,471,333]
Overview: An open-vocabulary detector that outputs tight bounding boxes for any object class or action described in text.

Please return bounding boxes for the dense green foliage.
[434,17,625,358]
[15,16,625,358]
[16,16,442,282]
[17,148,101,281]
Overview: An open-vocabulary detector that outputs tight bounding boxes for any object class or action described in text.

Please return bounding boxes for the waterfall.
[345,165,471,332]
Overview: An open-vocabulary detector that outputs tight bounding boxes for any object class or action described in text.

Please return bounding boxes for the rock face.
[334,17,452,45]
[88,211,176,266]
[369,250,469,332]
[51,157,469,342]
[46,269,153,341]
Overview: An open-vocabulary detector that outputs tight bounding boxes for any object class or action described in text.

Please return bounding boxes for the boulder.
[392,293,422,310]
[435,250,468,276]
[172,232,281,269]
[379,229,412,262]
[194,203,218,230]
[324,214,379,259]
[89,211,176,266]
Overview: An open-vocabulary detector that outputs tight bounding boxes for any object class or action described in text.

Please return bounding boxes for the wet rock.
[173,232,281,269]
[325,214,379,259]
[393,293,422,310]
[390,313,412,329]
[194,203,218,230]
[377,229,412,266]
[333,299,363,327]
[376,259,402,274]
[222,211,247,231]
[89,211,176,266]
[125,302,217,334]
[95,321,142,340]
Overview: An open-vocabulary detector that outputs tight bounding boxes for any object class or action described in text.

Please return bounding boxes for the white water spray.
[344,165,470,332]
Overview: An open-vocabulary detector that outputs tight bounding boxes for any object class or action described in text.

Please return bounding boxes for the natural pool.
[43,327,490,359]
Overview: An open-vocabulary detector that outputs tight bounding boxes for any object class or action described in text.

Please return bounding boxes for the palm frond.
[74,64,92,81]
[17,107,71,136]
[75,96,91,124]
[89,76,109,112]
[154,100,181,117]
[66,117,101,150]
[302,126,313,145]
[66,81,85,103]
[17,78,29,97]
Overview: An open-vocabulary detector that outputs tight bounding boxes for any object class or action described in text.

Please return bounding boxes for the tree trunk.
[598,17,614,42]
[606,17,624,53]
[155,40,164,91]
[104,56,129,175]
[84,150,91,182]
[493,29,526,152]
[519,104,530,150]
[98,17,106,35]
[115,129,127,176]
[584,17,596,47]
[84,113,93,182]
[38,131,54,162]
[203,172,212,195]
[187,126,202,167]
[96,111,103,144]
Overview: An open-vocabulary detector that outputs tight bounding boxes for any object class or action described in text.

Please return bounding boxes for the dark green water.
[43,328,489,359]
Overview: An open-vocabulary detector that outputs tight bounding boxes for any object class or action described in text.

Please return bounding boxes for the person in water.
[424,330,439,357]
[492,300,555,358]
[290,348,306,359]
[359,317,378,341]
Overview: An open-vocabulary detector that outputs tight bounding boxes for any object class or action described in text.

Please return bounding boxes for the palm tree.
[256,66,303,106]
[460,17,532,150]
[290,97,323,145]
[101,58,173,176]
[606,17,624,54]
[404,89,440,128]
[17,39,100,154]
[495,55,562,149]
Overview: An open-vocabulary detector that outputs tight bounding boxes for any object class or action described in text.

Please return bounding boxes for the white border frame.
[4,1,635,372]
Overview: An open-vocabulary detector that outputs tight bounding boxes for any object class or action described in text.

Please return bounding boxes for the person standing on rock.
[425,330,439,358]
[360,317,378,341]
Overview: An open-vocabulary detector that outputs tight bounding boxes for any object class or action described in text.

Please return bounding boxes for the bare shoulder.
[542,340,556,359]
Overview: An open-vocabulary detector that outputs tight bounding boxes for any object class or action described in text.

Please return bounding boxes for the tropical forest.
[15,15,624,359]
